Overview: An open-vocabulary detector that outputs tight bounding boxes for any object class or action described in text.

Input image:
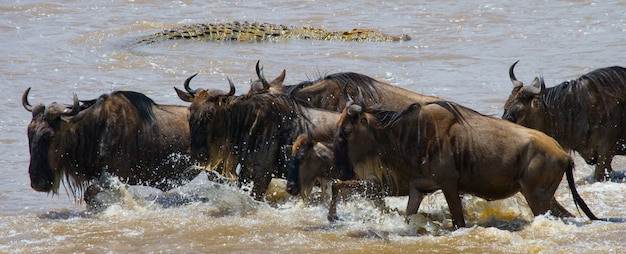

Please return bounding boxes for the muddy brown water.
[1,0,625,252]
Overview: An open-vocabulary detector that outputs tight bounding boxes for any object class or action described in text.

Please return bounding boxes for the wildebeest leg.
[237,166,254,189]
[595,155,614,182]
[440,184,465,228]
[317,178,333,203]
[251,165,272,201]
[405,186,425,222]
[327,179,362,221]
[84,183,105,211]
[519,166,574,218]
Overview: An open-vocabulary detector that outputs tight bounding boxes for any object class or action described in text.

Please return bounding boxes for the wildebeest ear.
[313,142,333,161]
[523,77,546,96]
[174,87,194,102]
[270,69,286,87]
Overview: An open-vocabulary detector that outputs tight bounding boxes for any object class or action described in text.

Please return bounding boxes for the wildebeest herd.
[24,60,626,229]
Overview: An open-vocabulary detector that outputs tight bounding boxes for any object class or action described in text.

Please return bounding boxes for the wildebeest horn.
[65,93,80,116]
[44,93,79,119]
[357,87,366,112]
[184,73,199,94]
[22,87,33,112]
[509,60,524,88]
[255,60,270,89]
[227,77,236,96]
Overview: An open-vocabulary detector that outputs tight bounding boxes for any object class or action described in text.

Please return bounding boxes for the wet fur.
[27,91,194,200]
[335,100,599,227]
[503,65,626,181]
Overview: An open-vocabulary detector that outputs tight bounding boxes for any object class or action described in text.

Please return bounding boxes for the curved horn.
[357,87,367,112]
[45,93,79,119]
[22,87,33,112]
[509,60,524,88]
[184,73,199,94]
[255,60,270,89]
[64,93,80,116]
[227,77,236,96]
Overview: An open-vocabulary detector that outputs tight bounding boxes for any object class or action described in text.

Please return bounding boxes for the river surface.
[1,0,626,253]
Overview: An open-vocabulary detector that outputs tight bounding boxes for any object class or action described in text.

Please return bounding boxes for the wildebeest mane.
[57,91,162,198]
[216,93,314,168]
[371,100,471,129]
[115,91,158,126]
[542,66,626,143]
[291,72,383,104]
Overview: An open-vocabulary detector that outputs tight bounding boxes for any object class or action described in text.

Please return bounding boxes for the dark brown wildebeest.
[502,61,626,182]
[174,74,241,180]
[176,75,341,200]
[23,88,198,209]
[332,98,600,228]
[249,61,440,112]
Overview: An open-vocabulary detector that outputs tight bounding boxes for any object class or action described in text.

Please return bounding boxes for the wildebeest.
[333,98,600,228]
[174,75,241,180]
[502,61,626,181]
[286,128,336,201]
[249,61,441,112]
[287,126,409,212]
[23,88,197,209]
[176,75,341,200]
[252,61,439,199]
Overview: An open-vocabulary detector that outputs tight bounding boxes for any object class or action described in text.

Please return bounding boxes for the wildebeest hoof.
[327,213,340,222]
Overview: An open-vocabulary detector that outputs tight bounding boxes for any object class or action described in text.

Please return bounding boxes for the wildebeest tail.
[565,162,600,221]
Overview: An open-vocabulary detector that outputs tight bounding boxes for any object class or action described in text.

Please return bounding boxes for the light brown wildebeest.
[332,98,600,228]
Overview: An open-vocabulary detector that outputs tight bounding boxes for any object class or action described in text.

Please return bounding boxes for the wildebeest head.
[23,88,80,193]
[286,128,334,197]
[333,91,377,181]
[175,74,235,164]
[247,60,286,95]
[502,61,549,130]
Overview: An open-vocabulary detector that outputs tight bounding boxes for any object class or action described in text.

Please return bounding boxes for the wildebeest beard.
[204,93,316,196]
[333,129,355,181]
[28,91,193,200]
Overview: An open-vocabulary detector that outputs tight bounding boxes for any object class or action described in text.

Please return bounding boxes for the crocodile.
[135,21,411,45]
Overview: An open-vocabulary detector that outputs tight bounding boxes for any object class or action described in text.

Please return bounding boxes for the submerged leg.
[251,165,274,201]
[594,155,614,182]
[84,183,105,211]
[327,179,364,221]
